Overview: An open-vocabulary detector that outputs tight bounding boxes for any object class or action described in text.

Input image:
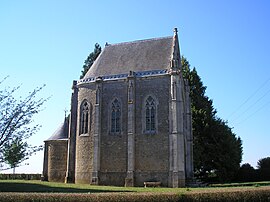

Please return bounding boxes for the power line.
[232,87,270,122]
[235,100,270,125]
[227,77,270,119]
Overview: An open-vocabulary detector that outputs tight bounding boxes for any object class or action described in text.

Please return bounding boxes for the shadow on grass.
[0,182,132,193]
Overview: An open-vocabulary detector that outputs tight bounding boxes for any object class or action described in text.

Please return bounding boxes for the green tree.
[257,157,270,180]
[182,56,243,182]
[3,137,27,174]
[0,77,47,170]
[235,163,257,182]
[80,43,102,79]
[257,157,270,170]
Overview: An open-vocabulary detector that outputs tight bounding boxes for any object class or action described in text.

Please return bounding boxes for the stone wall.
[134,171,169,187]
[73,74,190,187]
[99,171,127,186]
[75,84,96,184]
[134,76,170,186]
[47,140,68,182]
[97,75,170,186]
[65,81,78,183]
[99,80,128,186]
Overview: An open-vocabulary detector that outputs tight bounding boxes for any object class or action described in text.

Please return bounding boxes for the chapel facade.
[42,28,193,187]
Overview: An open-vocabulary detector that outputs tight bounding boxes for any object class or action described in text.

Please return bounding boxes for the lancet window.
[145,96,156,132]
[80,101,90,135]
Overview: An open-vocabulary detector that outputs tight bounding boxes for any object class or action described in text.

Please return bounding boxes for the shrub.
[0,174,41,180]
[0,188,269,202]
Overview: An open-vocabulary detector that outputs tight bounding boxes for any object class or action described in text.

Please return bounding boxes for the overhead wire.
[236,100,270,125]
[232,87,270,123]
[227,77,270,120]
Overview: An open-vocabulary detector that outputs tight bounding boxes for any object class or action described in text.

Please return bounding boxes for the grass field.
[0,179,269,193]
[0,180,270,201]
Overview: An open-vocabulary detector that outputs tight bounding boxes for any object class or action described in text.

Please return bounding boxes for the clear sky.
[0,0,269,173]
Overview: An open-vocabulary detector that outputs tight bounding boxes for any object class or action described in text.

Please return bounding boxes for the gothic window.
[111,98,121,133]
[145,96,156,133]
[80,101,90,135]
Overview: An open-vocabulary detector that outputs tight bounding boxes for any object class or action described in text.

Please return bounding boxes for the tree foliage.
[3,137,27,174]
[235,163,257,182]
[80,43,102,79]
[182,56,243,182]
[257,157,270,180]
[0,77,47,170]
[257,157,270,170]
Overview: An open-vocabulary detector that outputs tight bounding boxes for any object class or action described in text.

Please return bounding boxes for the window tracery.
[145,96,156,133]
[80,101,90,135]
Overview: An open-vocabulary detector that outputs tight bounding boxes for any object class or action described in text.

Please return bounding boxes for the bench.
[144,181,161,188]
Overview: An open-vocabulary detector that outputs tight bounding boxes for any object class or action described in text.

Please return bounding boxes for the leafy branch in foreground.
[0,77,48,170]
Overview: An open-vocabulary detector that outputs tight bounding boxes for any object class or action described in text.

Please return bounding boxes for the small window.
[80,101,90,135]
[145,96,157,133]
[111,98,121,133]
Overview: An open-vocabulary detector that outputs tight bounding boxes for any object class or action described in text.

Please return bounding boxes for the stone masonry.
[42,28,193,187]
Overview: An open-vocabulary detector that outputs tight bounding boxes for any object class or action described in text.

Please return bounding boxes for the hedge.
[0,174,41,180]
[0,188,269,202]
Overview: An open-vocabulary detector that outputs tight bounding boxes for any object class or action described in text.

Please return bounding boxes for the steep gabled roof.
[83,36,174,79]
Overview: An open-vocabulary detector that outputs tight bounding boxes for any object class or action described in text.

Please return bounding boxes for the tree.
[182,56,243,182]
[2,137,27,174]
[257,157,270,180]
[80,43,102,79]
[0,77,47,170]
[257,157,270,170]
[235,163,257,182]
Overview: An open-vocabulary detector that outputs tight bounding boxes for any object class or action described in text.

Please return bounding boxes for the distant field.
[0,180,270,201]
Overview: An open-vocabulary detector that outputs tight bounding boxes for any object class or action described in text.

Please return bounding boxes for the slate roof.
[46,118,68,141]
[83,36,174,79]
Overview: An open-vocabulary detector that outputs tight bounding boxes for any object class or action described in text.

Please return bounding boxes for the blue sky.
[0,0,269,173]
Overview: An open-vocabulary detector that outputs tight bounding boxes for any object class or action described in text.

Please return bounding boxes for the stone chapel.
[42,28,193,187]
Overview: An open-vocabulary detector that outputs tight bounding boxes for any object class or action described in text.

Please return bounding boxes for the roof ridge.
[106,35,172,47]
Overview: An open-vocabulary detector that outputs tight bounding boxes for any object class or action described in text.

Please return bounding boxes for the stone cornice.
[77,69,168,86]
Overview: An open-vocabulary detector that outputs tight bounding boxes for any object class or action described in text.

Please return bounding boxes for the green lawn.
[0,180,188,193]
[0,180,270,193]
[0,180,270,202]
